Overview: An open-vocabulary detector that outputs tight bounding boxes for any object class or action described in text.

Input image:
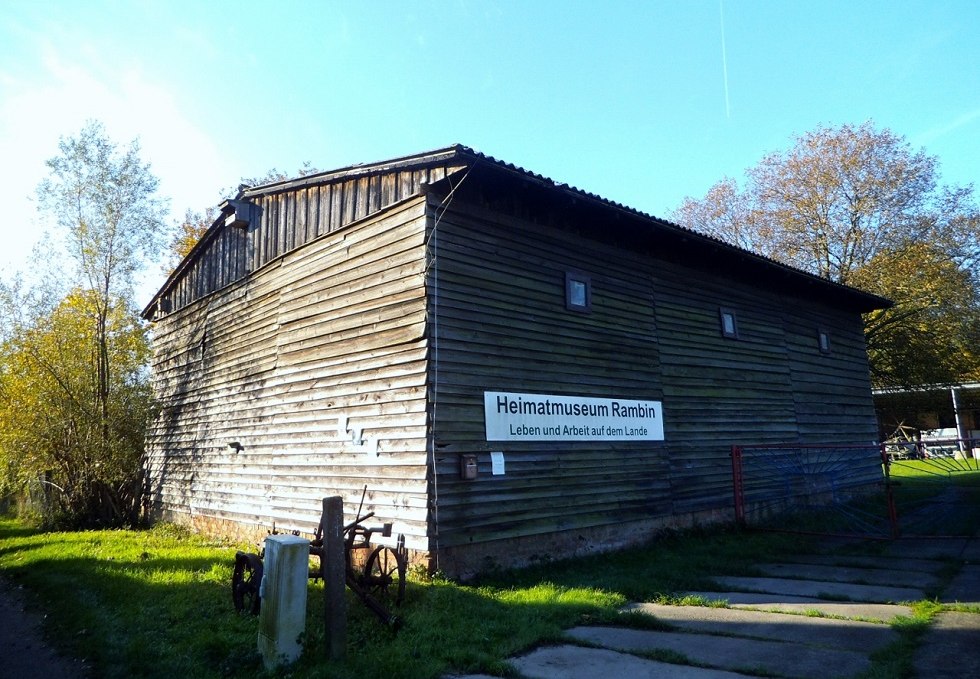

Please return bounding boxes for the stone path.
[447,534,980,679]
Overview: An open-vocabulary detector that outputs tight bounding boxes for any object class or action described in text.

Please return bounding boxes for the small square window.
[818,329,831,354]
[719,307,739,339]
[565,272,591,312]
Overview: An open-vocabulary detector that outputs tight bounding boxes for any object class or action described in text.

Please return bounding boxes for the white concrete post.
[257,534,310,670]
[951,387,967,454]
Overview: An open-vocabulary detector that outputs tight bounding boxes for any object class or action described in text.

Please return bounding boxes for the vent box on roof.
[220,199,251,229]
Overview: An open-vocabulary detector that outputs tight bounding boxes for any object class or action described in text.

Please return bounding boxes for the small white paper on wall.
[490,451,505,475]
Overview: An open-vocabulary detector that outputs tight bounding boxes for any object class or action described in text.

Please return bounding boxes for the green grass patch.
[887,464,980,536]
[656,593,731,607]
[0,521,258,678]
[0,518,625,678]
[473,526,812,599]
[0,519,809,679]
[855,601,941,679]
[1,512,974,679]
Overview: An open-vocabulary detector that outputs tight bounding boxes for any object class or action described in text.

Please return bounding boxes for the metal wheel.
[363,545,406,606]
[231,552,263,615]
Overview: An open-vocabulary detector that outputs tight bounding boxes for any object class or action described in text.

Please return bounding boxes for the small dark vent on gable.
[220,199,251,229]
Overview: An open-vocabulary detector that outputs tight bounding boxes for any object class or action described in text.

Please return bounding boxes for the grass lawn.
[0,511,971,679]
[888,459,980,536]
[0,520,805,679]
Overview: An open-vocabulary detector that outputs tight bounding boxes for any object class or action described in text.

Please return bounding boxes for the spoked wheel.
[363,544,406,606]
[231,552,263,615]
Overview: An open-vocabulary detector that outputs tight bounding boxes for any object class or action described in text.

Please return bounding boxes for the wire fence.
[883,437,980,537]
[732,438,980,538]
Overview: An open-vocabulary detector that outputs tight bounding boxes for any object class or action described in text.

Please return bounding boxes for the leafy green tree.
[672,121,980,388]
[853,242,980,386]
[0,120,166,526]
[37,120,166,441]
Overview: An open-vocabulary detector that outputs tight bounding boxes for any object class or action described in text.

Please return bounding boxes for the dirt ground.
[0,576,90,679]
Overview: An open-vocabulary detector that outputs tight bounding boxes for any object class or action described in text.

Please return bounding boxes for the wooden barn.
[142,145,890,576]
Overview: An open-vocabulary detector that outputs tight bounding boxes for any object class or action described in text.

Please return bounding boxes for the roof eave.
[425,159,893,314]
[238,144,472,198]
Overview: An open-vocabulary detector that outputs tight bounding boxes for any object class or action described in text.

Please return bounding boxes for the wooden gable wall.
[145,197,433,548]
[157,162,467,317]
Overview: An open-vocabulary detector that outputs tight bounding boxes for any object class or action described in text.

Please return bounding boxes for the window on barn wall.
[565,272,591,312]
[818,329,832,354]
[719,307,739,339]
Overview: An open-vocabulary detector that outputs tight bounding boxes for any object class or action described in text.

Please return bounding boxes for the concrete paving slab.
[778,553,946,573]
[510,644,747,679]
[755,561,941,588]
[626,602,896,651]
[449,535,980,679]
[882,538,968,559]
[942,564,980,605]
[913,611,980,679]
[566,626,870,679]
[683,591,914,621]
[711,575,925,603]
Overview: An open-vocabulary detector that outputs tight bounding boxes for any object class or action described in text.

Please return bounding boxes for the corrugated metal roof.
[146,144,892,317]
[444,145,892,312]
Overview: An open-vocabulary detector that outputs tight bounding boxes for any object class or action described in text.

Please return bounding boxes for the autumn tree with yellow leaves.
[673,121,980,388]
[0,290,151,524]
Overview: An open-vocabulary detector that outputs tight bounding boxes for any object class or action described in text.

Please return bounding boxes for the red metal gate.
[731,443,891,537]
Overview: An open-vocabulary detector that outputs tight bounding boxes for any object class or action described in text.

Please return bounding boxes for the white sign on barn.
[484,391,665,442]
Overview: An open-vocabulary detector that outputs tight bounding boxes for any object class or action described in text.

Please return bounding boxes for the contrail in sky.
[720,0,731,118]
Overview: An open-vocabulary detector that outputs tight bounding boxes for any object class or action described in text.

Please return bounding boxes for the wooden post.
[322,496,346,660]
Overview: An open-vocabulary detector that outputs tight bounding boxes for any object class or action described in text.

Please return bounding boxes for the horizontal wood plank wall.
[162,163,466,315]
[783,303,881,485]
[427,196,880,546]
[651,260,799,514]
[427,198,670,548]
[145,197,432,550]
[626,263,876,516]
[783,307,877,440]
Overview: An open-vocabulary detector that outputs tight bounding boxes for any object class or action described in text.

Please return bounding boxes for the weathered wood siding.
[427,198,668,548]
[784,308,877,441]
[426,194,879,547]
[654,263,879,515]
[145,197,432,548]
[159,163,465,315]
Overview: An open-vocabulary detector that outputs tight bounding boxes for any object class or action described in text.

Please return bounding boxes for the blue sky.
[2,1,978,301]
